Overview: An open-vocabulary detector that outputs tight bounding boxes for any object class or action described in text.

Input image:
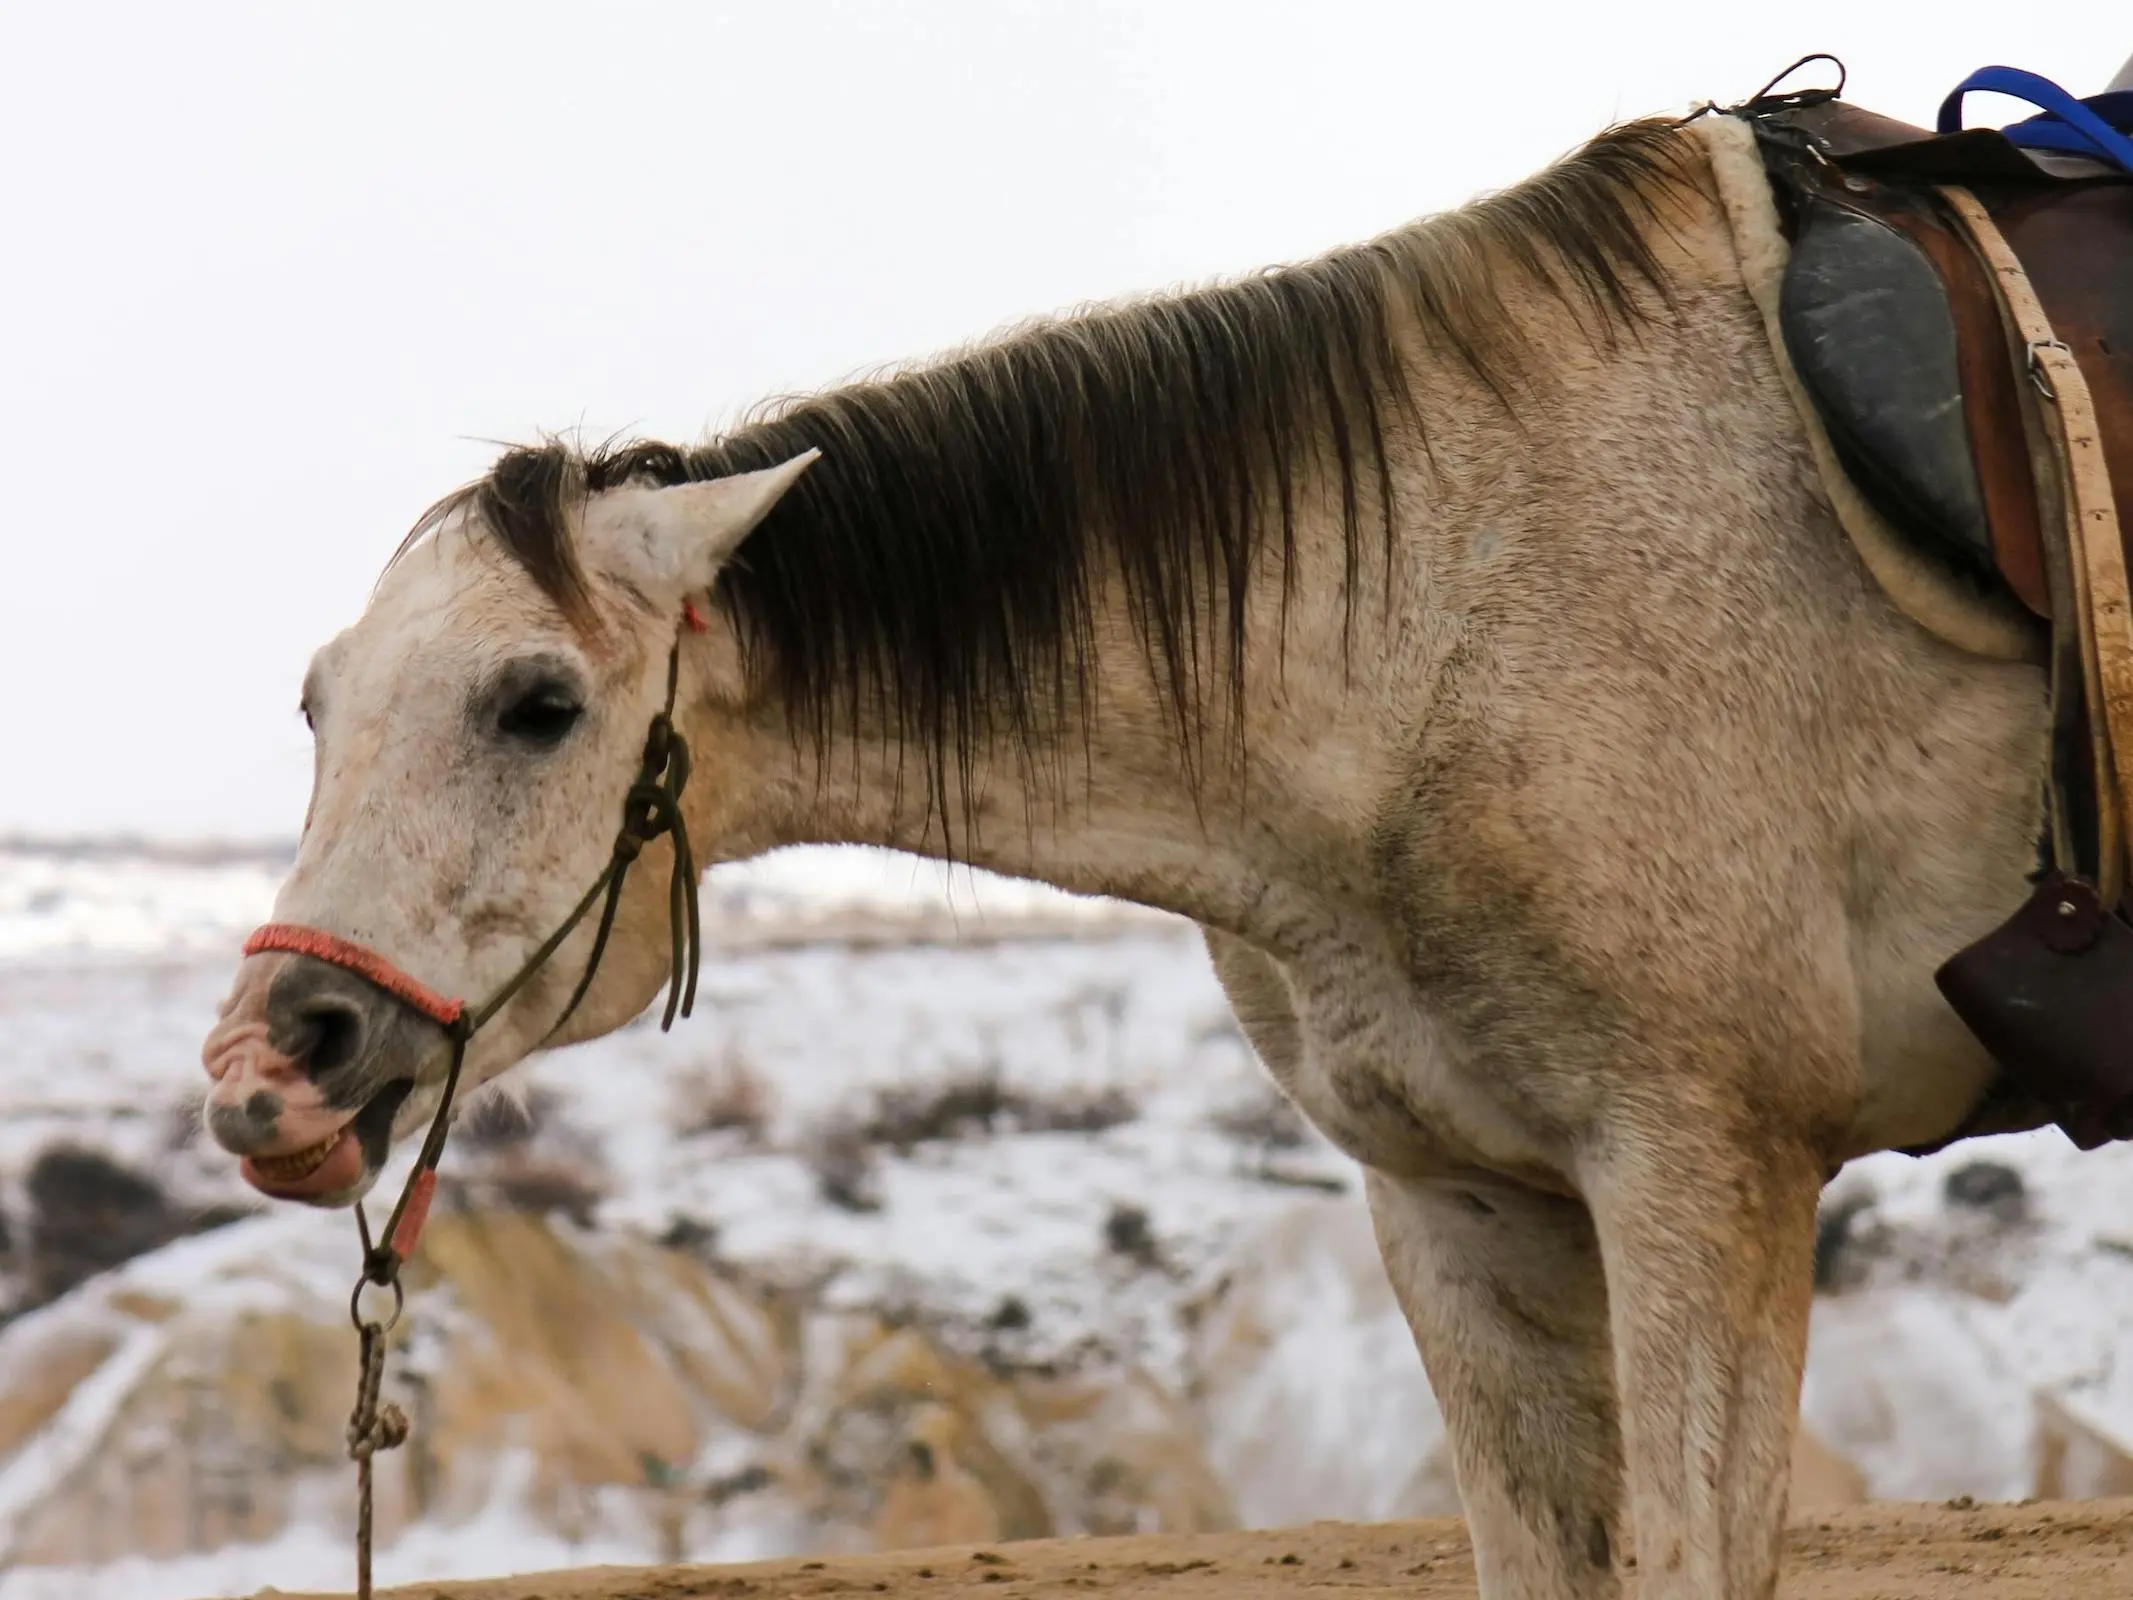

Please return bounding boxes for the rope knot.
[349,1400,410,1461]
[620,782,679,846]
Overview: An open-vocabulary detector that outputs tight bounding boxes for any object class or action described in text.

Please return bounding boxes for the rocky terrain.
[0,843,2130,1599]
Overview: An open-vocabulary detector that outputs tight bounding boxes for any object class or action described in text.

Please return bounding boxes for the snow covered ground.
[0,840,1318,1370]
[0,840,1335,1599]
[3,840,2133,1600]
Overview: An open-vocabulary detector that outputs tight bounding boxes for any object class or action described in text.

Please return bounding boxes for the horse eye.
[497,685,583,746]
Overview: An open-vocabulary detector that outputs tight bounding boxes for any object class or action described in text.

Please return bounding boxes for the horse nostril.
[294,1000,366,1075]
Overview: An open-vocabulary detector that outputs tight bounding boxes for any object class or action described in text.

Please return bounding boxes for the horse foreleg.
[1581,1114,1825,1600]
[1366,1168,1625,1600]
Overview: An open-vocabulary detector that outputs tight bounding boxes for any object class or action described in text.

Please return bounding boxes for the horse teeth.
[255,1134,337,1180]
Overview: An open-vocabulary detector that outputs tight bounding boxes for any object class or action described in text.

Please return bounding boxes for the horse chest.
[1268,959,1569,1189]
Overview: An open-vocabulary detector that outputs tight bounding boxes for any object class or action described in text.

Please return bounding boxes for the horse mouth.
[249,1134,345,1185]
[240,1079,415,1205]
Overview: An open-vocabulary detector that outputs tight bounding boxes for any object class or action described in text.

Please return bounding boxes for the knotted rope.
[346,1298,410,1600]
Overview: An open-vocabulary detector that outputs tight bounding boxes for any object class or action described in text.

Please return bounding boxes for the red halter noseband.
[243,925,467,1029]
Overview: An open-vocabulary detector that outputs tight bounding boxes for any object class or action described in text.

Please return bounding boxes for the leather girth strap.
[1938,187,2133,903]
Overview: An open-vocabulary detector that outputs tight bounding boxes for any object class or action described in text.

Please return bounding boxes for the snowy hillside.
[0,836,1131,966]
[0,841,1300,1361]
[2,840,2133,1600]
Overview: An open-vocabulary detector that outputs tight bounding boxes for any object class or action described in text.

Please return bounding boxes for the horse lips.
[241,1125,365,1201]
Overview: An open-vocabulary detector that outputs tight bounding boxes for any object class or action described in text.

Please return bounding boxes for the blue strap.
[1938,65,2133,174]
[1995,91,2133,160]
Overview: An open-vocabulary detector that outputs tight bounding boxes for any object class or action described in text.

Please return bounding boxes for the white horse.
[201,112,2051,1597]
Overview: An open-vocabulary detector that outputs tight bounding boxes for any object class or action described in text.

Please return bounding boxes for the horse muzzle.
[201,939,441,1205]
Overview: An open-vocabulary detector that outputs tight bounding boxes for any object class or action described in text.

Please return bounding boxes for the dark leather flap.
[1779,196,1994,569]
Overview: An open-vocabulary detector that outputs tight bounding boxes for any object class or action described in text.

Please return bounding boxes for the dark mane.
[410,119,1699,841]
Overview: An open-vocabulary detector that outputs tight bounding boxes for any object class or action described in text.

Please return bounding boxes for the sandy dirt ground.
[251,1499,2133,1599]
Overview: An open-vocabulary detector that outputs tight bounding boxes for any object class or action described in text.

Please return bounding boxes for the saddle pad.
[1779,195,1996,573]
[1696,114,2038,661]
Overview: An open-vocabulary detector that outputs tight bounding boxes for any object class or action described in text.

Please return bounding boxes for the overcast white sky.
[2,2,2124,840]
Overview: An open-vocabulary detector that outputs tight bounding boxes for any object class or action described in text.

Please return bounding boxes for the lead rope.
[338,635,704,1599]
[345,1260,407,1600]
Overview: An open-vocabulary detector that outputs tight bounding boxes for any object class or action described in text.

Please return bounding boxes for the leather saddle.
[1756,82,2133,618]
[1733,66,2133,1149]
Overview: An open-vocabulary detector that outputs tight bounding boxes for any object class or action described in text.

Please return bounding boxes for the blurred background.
[2,4,2131,1596]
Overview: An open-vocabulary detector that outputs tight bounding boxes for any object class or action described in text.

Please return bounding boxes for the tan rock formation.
[1789,1423,1868,1508]
[871,1404,1005,1550]
[0,1195,1877,1580]
[2034,1390,2133,1500]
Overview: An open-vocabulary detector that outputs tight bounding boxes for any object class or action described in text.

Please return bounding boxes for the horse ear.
[634,451,820,587]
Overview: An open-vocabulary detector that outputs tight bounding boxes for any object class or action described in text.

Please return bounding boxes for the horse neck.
[683,692,1215,928]
[679,556,1391,938]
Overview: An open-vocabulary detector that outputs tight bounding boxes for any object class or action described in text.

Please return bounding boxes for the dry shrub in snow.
[674,1046,777,1142]
[1207,1082,1313,1153]
[1102,1202,1165,1271]
[20,1143,250,1309]
[812,1127,885,1214]
[455,1153,608,1229]
[856,1067,1137,1153]
[455,1083,560,1151]
[449,1094,611,1228]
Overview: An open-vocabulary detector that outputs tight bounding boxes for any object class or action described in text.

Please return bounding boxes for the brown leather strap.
[1940,185,2133,904]
[1877,204,2050,614]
